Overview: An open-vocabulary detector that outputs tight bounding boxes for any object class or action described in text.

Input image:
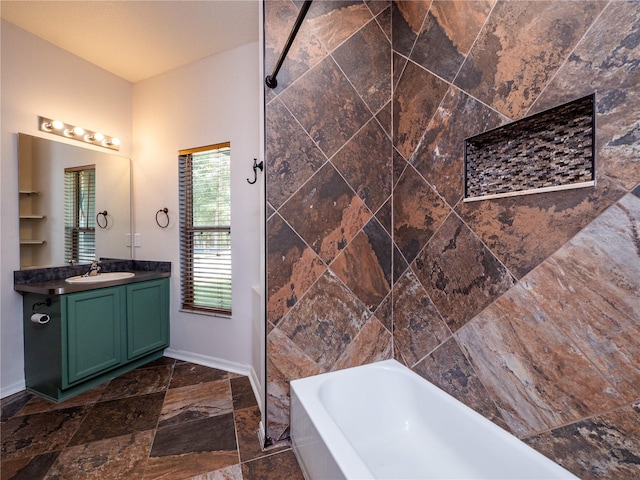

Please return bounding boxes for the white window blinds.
[64,165,96,264]
[179,143,232,314]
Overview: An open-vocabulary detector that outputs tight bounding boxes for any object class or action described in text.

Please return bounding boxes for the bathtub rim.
[291,371,374,479]
[290,359,578,480]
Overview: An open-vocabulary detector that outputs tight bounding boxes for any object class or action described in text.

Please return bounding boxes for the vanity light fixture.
[38,116,120,151]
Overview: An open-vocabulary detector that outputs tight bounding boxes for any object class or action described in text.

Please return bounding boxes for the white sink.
[65,272,135,283]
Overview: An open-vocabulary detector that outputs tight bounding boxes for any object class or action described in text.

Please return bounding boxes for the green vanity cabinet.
[23,278,169,402]
[126,279,170,359]
[65,286,125,384]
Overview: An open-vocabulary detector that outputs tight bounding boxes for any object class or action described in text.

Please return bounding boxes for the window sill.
[180,308,232,319]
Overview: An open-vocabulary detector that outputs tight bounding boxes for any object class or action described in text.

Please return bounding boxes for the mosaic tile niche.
[464,94,595,200]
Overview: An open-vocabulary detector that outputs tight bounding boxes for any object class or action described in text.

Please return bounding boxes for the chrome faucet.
[84,261,101,277]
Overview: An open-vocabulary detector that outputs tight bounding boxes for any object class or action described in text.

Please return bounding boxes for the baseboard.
[1,379,27,399]
[164,348,263,412]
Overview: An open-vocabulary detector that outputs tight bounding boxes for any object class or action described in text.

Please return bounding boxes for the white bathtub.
[291,359,577,480]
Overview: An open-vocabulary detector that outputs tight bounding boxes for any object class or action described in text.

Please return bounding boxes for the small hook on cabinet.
[247,158,264,185]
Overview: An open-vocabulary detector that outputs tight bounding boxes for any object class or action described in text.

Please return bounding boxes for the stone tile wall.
[264,1,640,477]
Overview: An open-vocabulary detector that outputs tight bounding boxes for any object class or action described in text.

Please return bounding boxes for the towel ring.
[96,210,109,228]
[156,208,169,228]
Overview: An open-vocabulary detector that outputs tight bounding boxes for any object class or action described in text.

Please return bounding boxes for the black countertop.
[14,259,171,295]
[14,270,171,295]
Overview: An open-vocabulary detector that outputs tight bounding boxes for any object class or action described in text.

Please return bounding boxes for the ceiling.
[0,0,260,83]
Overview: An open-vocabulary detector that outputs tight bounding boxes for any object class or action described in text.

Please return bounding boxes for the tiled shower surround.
[264,1,640,478]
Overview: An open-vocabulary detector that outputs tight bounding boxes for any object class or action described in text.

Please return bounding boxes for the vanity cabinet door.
[126,278,169,359]
[64,286,125,385]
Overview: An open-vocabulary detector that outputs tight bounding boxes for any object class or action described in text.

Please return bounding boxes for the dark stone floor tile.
[235,406,287,464]
[158,379,233,429]
[183,464,243,480]
[241,449,304,480]
[230,377,258,411]
[45,430,154,480]
[1,406,86,461]
[0,450,59,480]
[68,393,164,446]
[136,356,176,370]
[169,362,228,389]
[1,391,33,420]
[144,450,239,480]
[146,427,241,479]
[151,413,237,458]
[99,365,172,401]
[17,385,107,417]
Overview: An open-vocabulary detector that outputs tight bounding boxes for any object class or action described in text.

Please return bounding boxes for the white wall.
[132,42,261,381]
[1,20,263,399]
[1,20,133,395]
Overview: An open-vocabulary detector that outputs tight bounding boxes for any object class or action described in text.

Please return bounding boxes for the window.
[179,143,232,314]
[64,165,96,263]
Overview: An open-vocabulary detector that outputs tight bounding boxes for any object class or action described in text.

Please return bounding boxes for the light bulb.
[65,126,85,137]
[43,119,64,131]
[93,132,105,142]
[110,137,121,146]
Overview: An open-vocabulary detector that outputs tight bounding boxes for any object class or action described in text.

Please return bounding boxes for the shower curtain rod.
[265,0,313,89]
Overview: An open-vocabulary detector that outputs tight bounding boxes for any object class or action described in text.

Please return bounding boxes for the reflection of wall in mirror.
[18,133,132,268]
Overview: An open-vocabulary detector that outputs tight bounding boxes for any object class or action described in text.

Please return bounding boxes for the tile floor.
[0,357,304,480]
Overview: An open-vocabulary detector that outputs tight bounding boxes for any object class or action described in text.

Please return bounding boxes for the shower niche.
[464,94,595,201]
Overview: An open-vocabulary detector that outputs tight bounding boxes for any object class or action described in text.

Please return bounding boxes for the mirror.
[18,133,132,269]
